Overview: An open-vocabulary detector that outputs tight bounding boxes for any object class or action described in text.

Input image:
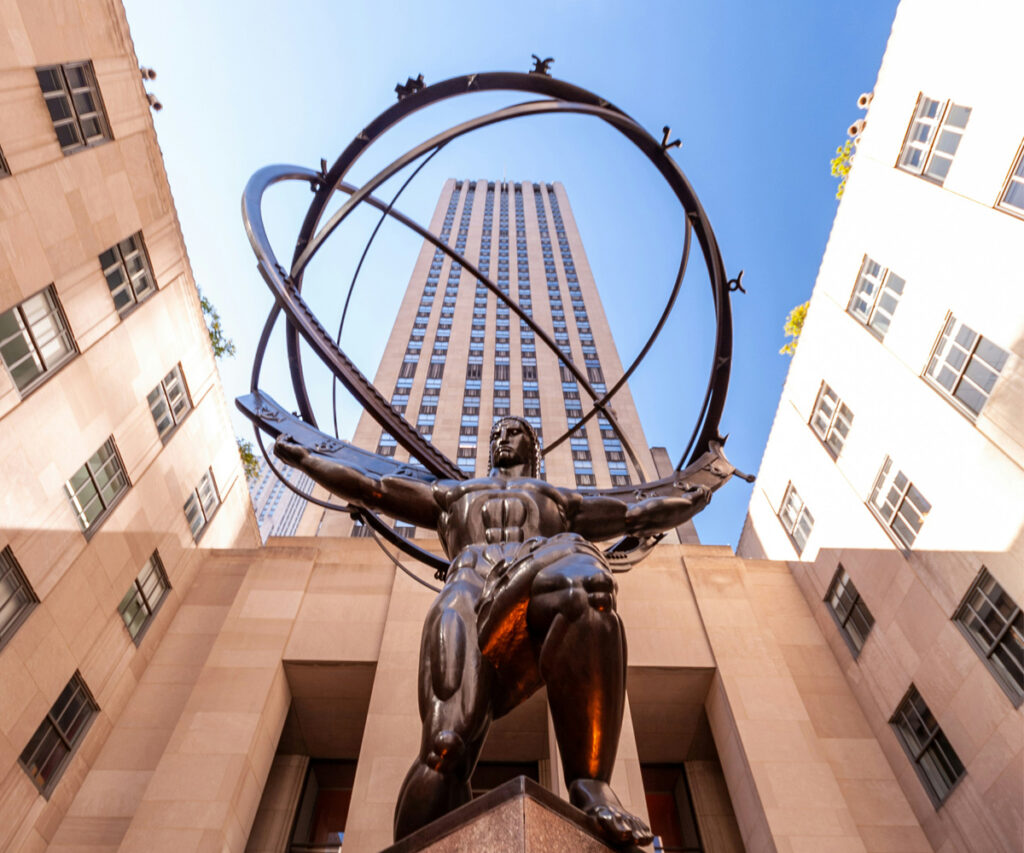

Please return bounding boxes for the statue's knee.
[549,572,617,620]
[425,729,465,773]
[578,567,616,612]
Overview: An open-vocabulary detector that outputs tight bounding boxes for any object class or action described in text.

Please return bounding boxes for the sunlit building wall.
[738,1,1023,849]
[0,2,259,848]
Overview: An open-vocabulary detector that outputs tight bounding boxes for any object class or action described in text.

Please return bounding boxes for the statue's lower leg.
[394,582,491,840]
[536,581,653,847]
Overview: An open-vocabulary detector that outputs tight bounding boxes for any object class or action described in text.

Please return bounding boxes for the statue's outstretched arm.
[274,435,441,529]
[568,485,711,541]
[623,486,711,538]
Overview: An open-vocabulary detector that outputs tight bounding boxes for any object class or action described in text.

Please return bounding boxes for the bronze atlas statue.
[237,59,749,848]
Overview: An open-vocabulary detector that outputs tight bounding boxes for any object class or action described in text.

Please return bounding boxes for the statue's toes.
[590,806,633,843]
[626,815,654,845]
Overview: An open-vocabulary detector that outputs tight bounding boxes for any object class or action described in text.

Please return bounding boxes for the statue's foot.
[569,778,654,847]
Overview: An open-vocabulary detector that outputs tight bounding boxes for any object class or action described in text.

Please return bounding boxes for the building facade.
[249,460,314,541]
[0,2,259,849]
[737,0,1023,850]
[317,177,661,539]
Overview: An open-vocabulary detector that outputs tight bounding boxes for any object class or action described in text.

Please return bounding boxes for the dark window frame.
[18,671,98,797]
[99,232,157,316]
[824,565,875,657]
[184,468,220,542]
[36,61,112,155]
[65,437,130,538]
[777,482,814,555]
[0,285,78,396]
[117,552,170,644]
[147,363,193,443]
[868,457,930,552]
[890,685,966,808]
[809,381,854,459]
[953,567,1024,707]
[0,546,39,652]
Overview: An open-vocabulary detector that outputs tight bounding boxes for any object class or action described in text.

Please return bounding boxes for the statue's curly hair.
[488,416,541,477]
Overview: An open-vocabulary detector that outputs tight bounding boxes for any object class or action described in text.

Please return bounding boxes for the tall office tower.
[318,178,662,538]
[0,3,258,848]
[737,1,1023,849]
[249,459,315,540]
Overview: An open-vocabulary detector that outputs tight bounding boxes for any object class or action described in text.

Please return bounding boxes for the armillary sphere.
[236,61,752,589]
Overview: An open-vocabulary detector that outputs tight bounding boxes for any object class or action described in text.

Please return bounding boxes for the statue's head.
[488,416,541,477]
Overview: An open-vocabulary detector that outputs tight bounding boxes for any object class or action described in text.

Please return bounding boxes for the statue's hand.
[682,483,712,507]
[274,434,311,467]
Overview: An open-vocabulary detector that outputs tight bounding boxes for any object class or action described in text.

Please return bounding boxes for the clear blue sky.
[122,0,898,547]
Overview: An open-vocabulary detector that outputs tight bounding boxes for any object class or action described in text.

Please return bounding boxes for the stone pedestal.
[381,776,648,853]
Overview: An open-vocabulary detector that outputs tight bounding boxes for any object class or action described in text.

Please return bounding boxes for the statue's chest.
[479,494,530,535]
[458,490,545,544]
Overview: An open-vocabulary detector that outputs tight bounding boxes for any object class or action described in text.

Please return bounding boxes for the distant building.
[249,459,314,540]
[738,0,1023,849]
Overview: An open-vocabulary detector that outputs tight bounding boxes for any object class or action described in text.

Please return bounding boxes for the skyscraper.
[249,459,315,540]
[318,178,669,539]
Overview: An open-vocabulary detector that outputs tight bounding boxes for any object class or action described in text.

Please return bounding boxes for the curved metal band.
[286,100,652,479]
[288,71,732,469]
[242,70,736,575]
[244,157,646,481]
[543,215,692,456]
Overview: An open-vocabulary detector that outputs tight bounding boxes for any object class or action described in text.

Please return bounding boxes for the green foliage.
[199,290,236,359]
[831,139,854,199]
[237,437,260,483]
[780,301,809,356]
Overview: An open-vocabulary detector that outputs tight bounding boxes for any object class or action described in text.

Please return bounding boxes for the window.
[99,232,155,313]
[998,142,1024,217]
[897,95,971,185]
[117,552,169,643]
[809,382,854,457]
[0,547,38,652]
[924,315,1008,417]
[0,286,76,393]
[954,568,1023,705]
[778,483,813,554]
[65,437,129,534]
[848,256,905,339]
[147,364,191,441]
[184,469,220,541]
[19,672,98,795]
[36,62,111,154]
[890,686,965,806]
[825,566,874,656]
[869,457,930,549]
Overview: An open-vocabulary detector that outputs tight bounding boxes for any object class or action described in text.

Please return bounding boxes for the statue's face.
[491,420,534,472]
